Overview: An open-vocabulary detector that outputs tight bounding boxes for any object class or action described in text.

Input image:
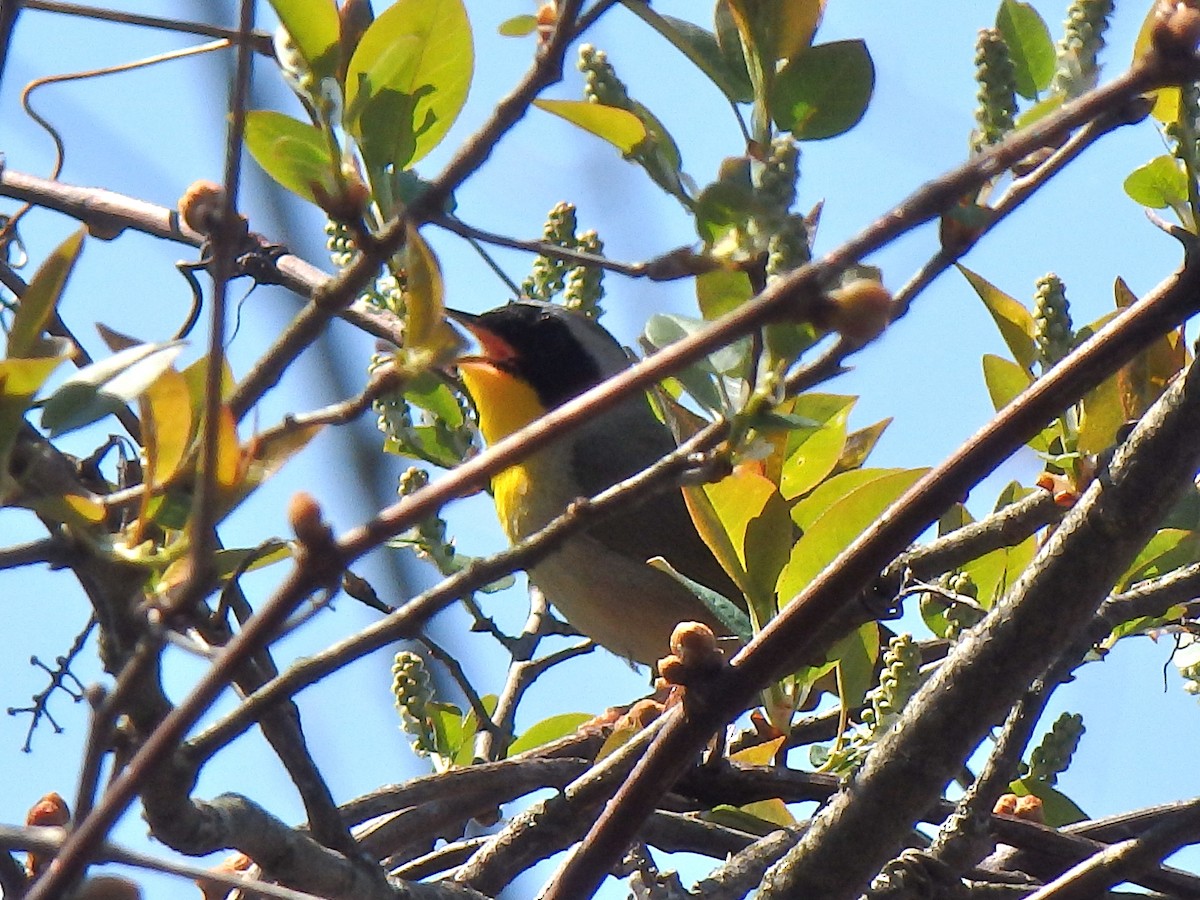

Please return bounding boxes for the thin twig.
[20,0,274,51]
[184,421,726,762]
[1023,798,1200,900]
[538,51,1194,900]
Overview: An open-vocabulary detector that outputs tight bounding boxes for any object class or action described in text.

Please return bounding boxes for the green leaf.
[41,341,186,437]
[778,468,927,601]
[507,712,593,756]
[996,0,1054,99]
[834,418,892,472]
[714,0,753,100]
[214,542,293,579]
[498,14,537,37]
[982,353,1031,411]
[832,621,881,710]
[959,265,1037,372]
[1120,529,1200,592]
[1123,156,1189,210]
[1134,4,1182,124]
[621,5,753,103]
[244,111,334,204]
[779,395,855,500]
[649,556,754,641]
[701,468,792,625]
[1014,90,1065,128]
[403,224,459,357]
[0,356,67,491]
[1078,370,1124,455]
[268,0,340,83]
[791,468,923,531]
[345,0,473,169]
[1009,777,1087,827]
[644,314,746,413]
[532,99,647,154]
[7,228,85,360]
[696,268,753,319]
[962,534,1036,608]
[771,40,874,140]
[981,355,1053,454]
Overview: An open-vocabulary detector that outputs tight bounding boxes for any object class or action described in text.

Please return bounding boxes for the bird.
[449,300,743,666]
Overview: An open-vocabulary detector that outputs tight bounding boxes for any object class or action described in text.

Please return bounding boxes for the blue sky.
[2,0,1198,896]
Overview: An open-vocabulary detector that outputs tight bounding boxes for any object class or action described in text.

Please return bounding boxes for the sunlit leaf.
[140,366,193,486]
[345,0,473,169]
[1078,370,1124,455]
[533,99,647,154]
[696,268,753,320]
[507,712,592,756]
[834,418,892,473]
[778,468,927,601]
[181,353,235,414]
[771,40,874,140]
[40,341,185,437]
[1014,90,1065,128]
[268,0,340,83]
[962,533,1036,608]
[791,467,923,531]
[730,735,786,766]
[996,0,1054,99]
[1134,4,1182,124]
[1009,777,1087,827]
[982,353,1031,412]
[214,542,293,579]
[244,111,334,204]
[7,228,85,360]
[779,395,855,500]
[214,405,242,490]
[0,356,67,491]
[1114,278,1185,419]
[403,224,459,358]
[703,804,792,835]
[497,14,537,37]
[833,621,881,710]
[699,468,791,626]
[1123,156,1189,210]
[1120,529,1200,592]
[959,266,1037,372]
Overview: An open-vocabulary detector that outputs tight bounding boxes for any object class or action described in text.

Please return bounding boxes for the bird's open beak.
[445,307,517,366]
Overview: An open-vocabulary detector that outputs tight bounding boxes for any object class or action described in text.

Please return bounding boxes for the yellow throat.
[457,358,546,542]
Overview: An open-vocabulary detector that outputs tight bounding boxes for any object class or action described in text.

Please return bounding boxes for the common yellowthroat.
[451,301,742,666]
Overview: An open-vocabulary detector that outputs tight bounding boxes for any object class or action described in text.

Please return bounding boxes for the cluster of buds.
[523,202,606,316]
[816,633,922,774]
[859,633,922,736]
[1033,273,1074,371]
[971,28,1017,153]
[1028,711,1086,786]
[1052,0,1115,98]
[392,650,438,757]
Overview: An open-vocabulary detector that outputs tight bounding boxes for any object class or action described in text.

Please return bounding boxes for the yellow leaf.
[730,735,786,766]
[141,367,193,486]
[741,798,797,827]
[533,99,647,153]
[215,405,241,489]
[1134,5,1182,124]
